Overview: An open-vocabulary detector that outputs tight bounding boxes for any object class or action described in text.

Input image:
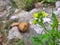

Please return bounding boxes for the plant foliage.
[31,11,60,45]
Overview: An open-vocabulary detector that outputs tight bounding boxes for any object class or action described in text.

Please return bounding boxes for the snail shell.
[18,22,29,32]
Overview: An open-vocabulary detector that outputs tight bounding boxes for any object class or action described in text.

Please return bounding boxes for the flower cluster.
[34,11,48,18]
[33,11,48,24]
[41,11,48,17]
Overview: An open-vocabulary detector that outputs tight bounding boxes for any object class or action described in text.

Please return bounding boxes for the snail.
[18,22,29,32]
[10,22,19,27]
[10,22,29,33]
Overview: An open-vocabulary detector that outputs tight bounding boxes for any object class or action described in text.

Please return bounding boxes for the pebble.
[54,1,60,17]
[0,0,6,11]
[10,15,19,21]
[30,24,45,34]
[55,1,60,9]
[7,26,22,40]
[34,2,43,8]
[54,8,60,17]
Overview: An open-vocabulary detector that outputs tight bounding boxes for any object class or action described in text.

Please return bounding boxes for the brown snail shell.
[18,22,29,32]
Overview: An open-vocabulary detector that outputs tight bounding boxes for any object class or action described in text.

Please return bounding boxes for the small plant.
[25,0,35,11]
[9,38,25,45]
[10,0,36,11]
[31,11,60,45]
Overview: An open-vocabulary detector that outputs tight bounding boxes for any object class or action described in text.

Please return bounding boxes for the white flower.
[43,17,51,23]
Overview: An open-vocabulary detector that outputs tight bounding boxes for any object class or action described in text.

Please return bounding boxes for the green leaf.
[31,36,43,45]
[51,12,58,30]
[40,34,50,42]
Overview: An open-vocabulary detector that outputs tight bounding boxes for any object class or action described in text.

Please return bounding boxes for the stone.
[12,10,31,22]
[18,10,29,22]
[55,1,60,9]
[10,16,18,20]
[0,0,6,12]
[9,9,19,21]
[54,1,60,17]
[29,19,44,34]
[0,10,7,18]
[34,2,43,8]
[30,24,45,34]
[0,0,10,18]
[0,0,10,11]
[54,8,60,17]
[7,26,22,40]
